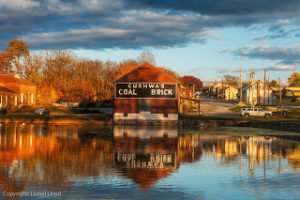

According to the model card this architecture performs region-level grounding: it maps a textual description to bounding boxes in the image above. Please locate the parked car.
[0,108,7,115]
[241,107,272,118]
[34,108,50,116]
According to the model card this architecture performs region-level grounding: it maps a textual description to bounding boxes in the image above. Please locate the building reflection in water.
[113,126,180,189]
[0,124,300,196]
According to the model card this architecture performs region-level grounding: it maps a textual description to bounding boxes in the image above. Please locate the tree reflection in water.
[0,124,300,197]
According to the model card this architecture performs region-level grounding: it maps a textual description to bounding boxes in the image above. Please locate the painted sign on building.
[115,83,177,99]
[114,152,176,168]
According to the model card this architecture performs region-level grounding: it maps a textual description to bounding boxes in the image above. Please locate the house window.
[15,96,18,106]
[31,94,34,104]
[20,93,24,103]
[140,99,151,112]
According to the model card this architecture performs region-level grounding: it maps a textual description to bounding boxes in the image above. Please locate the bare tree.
[137,51,156,65]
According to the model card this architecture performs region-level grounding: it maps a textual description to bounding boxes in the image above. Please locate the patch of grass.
[179,113,300,122]
[179,114,238,121]
[245,117,300,122]
[271,108,300,119]
[286,108,300,114]
[230,107,244,112]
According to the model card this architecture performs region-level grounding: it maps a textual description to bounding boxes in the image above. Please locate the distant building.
[114,63,179,121]
[240,80,273,105]
[224,86,238,101]
[210,83,238,101]
[212,83,222,98]
[271,87,300,106]
[0,74,36,111]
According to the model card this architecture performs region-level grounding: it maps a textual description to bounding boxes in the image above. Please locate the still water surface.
[0,124,300,200]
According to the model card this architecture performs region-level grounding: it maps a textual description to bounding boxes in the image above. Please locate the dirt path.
[192,96,240,118]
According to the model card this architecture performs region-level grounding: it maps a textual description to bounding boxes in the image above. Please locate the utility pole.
[192,83,195,107]
[263,69,266,107]
[250,72,255,110]
[240,68,243,104]
[208,80,211,96]
[198,99,201,116]
[221,77,224,101]
[278,77,282,110]
[268,76,270,105]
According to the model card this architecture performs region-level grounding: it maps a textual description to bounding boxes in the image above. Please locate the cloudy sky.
[0,0,300,83]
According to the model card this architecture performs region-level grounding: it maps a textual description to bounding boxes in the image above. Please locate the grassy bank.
[0,112,299,124]
[179,114,238,121]
[179,113,300,122]
[0,113,113,122]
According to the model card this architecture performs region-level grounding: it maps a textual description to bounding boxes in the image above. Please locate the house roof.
[115,62,179,84]
[225,86,239,90]
[271,87,300,91]
[0,86,18,93]
[0,74,35,86]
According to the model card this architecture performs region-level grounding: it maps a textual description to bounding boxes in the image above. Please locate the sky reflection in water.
[0,124,299,200]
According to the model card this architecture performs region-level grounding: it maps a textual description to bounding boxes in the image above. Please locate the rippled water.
[0,124,300,200]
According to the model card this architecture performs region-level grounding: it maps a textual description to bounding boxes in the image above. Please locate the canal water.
[0,124,300,200]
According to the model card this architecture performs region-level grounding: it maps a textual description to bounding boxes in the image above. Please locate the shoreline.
[0,114,299,132]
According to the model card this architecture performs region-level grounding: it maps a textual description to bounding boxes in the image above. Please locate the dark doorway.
[140,99,151,112]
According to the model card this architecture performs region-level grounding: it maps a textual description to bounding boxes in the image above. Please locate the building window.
[15,96,18,106]
[31,94,34,104]
[20,93,24,103]
[163,113,168,118]
[4,96,8,106]
[140,99,151,112]
[123,113,128,117]
[292,98,296,103]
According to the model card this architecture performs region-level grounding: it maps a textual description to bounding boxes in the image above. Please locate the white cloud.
[0,0,39,9]
[78,0,123,11]
[277,19,291,25]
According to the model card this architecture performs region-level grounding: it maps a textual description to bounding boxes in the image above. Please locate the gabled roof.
[0,86,18,93]
[225,86,239,90]
[115,62,179,84]
[0,74,35,86]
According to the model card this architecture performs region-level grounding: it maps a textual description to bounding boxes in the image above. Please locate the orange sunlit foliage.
[0,124,115,193]
[180,75,203,91]
[116,63,139,80]
[157,67,179,81]
[0,52,13,73]
[6,39,29,76]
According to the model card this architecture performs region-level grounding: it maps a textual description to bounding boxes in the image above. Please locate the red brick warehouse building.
[114,63,180,121]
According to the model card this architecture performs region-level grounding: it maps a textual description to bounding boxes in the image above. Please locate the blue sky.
[0,0,299,83]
